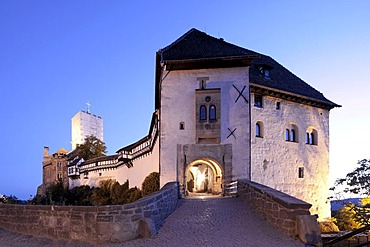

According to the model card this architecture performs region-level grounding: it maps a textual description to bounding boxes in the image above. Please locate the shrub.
[141,172,160,197]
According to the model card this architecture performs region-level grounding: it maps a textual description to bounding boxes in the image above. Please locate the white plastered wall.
[251,94,331,220]
[69,140,159,189]
[159,67,251,187]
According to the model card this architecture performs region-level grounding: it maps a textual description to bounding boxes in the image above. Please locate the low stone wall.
[237,179,312,237]
[0,182,178,244]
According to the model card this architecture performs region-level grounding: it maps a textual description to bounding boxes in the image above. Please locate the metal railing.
[324,225,370,247]
[224,181,238,197]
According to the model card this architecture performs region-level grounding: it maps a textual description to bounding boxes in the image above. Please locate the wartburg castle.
[40,28,340,221]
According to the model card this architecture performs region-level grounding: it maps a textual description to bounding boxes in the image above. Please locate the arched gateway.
[176,144,233,197]
[185,158,223,196]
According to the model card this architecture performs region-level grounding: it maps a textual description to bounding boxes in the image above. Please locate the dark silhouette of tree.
[330,159,370,228]
[78,135,107,160]
[0,194,21,204]
[141,172,159,197]
[91,179,142,205]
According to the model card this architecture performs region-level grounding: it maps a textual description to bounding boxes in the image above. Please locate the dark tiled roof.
[159,28,339,108]
[161,28,258,60]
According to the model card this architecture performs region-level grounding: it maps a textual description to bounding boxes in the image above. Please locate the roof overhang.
[163,55,258,71]
[250,83,341,110]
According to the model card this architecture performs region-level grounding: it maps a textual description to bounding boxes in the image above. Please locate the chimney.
[43,146,49,157]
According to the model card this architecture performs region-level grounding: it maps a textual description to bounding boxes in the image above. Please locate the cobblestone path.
[118,196,305,247]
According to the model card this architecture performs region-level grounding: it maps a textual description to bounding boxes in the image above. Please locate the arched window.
[256,123,261,137]
[256,121,263,138]
[285,129,290,141]
[310,132,315,145]
[209,105,216,121]
[290,129,296,142]
[286,123,298,142]
[305,133,310,144]
[200,105,207,121]
[305,128,318,145]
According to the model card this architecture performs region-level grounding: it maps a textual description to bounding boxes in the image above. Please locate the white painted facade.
[69,140,159,189]
[250,94,331,219]
[65,29,338,221]
[159,67,251,187]
[71,111,103,150]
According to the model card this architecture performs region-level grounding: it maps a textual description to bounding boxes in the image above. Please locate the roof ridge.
[160,28,199,53]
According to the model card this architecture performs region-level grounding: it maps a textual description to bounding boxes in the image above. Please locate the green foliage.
[335,203,363,231]
[334,159,370,196]
[67,185,94,206]
[78,135,107,160]
[126,187,142,203]
[141,172,160,197]
[0,194,21,204]
[331,159,370,229]
[45,180,68,205]
[320,220,340,233]
[91,179,142,205]
[29,179,142,206]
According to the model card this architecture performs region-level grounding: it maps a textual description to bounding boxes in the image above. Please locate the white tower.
[71,104,103,150]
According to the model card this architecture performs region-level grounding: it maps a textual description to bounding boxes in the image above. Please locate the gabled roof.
[55,148,67,154]
[161,28,258,61]
[156,28,340,109]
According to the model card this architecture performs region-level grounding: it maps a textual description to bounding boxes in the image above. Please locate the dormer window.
[263,69,270,78]
[257,65,272,79]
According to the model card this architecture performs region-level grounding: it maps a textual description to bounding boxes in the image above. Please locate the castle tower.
[71,107,103,150]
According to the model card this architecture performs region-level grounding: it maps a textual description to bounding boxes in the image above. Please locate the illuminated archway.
[185,158,223,196]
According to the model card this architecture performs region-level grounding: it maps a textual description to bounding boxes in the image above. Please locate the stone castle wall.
[237,179,312,237]
[0,182,178,244]
[251,93,331,219]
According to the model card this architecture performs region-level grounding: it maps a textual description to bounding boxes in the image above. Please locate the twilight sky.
[1,1,369,199]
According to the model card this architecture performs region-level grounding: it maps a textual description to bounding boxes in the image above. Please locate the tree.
[330,159,370,229]
[0,194,21,204]
[335,203,363,230]
[141,172,160,197]
[91,179,142,205]
[78,135,107,160]
[45,180,69,205]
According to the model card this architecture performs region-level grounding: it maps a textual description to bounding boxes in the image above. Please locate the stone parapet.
[237,179,312,237]
[0,182,178,244]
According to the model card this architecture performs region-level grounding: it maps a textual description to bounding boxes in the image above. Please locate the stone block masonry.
[0,182,178,244]
[237,179,321,245]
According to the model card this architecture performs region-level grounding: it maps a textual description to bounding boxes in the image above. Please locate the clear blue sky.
[1,1,369,199]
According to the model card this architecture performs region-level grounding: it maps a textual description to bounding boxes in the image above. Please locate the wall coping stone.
[0,181,179,244]
[239,179,311,209]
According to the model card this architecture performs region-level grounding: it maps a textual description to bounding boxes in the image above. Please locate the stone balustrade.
[0,182,178,244]
[237,179,312,237]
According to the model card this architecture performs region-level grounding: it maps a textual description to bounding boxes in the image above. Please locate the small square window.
[254,95,263,108]
[179,122,185,130]
[298,167,304,178]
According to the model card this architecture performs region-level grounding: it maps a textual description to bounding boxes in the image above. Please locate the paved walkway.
[0,197,306,247]
[119,196,305,247]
